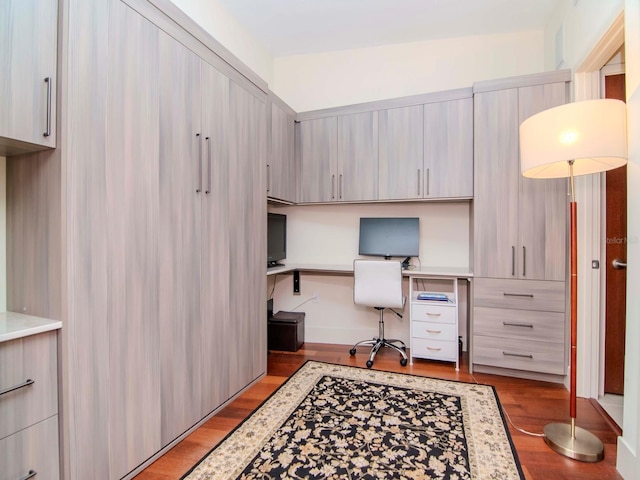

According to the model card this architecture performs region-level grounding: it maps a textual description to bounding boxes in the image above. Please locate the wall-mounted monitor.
[267,213,286,267]
[358,217,419,261]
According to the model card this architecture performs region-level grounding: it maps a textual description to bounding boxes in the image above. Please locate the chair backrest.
[353,259,404,309]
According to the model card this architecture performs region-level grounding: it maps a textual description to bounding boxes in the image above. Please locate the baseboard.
[616,435,636,479]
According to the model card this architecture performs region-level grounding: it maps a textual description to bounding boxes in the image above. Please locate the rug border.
[181,360,525,479]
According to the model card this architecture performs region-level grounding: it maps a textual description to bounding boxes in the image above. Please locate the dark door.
[604,72,627,395]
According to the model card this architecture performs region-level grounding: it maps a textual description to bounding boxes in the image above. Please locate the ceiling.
[216,0,561,57]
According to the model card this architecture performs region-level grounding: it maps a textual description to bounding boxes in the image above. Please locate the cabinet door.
[378,105,423,200]
[473,89,520,278]
[0,0,57,153]
[228,80,267,395]
[268,101,296,202]
[424,98,473,198]
[158,32,203,445]
[337,111,378,201]
[297,117,338,203]
[105,3,161,477]
[200,61,231,415]
[517,83,568,281]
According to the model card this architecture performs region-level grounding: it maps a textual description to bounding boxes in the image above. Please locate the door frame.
[573,12,624,401]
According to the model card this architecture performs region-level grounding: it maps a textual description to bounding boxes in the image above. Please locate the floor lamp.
[519,98,628,462]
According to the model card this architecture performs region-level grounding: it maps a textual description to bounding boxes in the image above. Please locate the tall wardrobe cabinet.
[6,0,267,478]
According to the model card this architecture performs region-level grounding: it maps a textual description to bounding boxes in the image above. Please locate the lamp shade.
[520,98,627,178]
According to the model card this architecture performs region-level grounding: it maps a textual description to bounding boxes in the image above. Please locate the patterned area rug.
[183,361,524,480]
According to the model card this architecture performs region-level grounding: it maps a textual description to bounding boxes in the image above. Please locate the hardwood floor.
[135,343,623,479]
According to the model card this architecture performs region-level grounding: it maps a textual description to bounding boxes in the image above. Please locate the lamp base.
[543,423,604,462]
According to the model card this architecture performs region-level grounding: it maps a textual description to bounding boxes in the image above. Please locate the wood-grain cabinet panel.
[474,307,565,343]
[297,117,338,203]
[337,111,378,201]
[473,278,565,312]
[473,336,565,375]
[268,99,296,202]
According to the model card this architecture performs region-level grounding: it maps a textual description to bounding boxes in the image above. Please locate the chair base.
[350,337,408,368]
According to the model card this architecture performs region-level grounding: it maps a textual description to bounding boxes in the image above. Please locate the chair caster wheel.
[349,348,356,356]
[400,358,408,367]
[366,360,374,368]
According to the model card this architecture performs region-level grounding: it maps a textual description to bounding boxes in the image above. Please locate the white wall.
[0,156,5,311]
[273,31,545,112]
[268,202,471,347]
[169,0,274,85]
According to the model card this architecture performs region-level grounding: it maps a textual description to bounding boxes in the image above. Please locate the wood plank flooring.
[135,343,623,479]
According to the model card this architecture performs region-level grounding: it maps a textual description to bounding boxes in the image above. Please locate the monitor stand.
[401,257,411,269]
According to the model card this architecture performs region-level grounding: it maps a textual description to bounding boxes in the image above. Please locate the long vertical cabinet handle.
[331,174,335,199]
[205,136,211,194]
[417,169,421,196]
[196,133,202,193]
[43,77,52,137]
[266,164,270,193]
[426,168,430,196]
[339,174,343,199]
[522,246,526,276]
[20,471,37,480]
[511,246,515,276]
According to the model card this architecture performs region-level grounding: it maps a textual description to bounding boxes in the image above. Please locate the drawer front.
[473,307,564,344]
[411,303,456,324]
[0,332,58,439]
[411,338,457,361]
[412,321,457,341]
[0,415,60,480]
[472,335,565,375]
[474,278,565,312]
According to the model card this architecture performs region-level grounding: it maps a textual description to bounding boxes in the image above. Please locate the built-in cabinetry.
[0,327,60,480]
[297,88,473,204]
[0,0,57,155]
[5,0,266,478]
[409,276,459,369]
[268,94,297,203]
[471,71,570,380]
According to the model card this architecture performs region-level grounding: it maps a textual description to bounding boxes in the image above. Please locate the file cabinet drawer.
[474,278,565,312]
[411,303,456,324]
[472,336,565,375]
[0,415,60,479]
[411,338,457,361]
[412,321,457,342]
[0,331,58,439]
[473,307,565,344]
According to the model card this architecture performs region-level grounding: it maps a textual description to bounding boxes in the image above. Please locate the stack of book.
[417,292,449,302]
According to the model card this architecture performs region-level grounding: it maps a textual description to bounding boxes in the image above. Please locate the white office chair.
[349,259,408,368]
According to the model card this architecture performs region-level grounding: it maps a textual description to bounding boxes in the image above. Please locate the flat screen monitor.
[267,213,286,267]
[358,217,419,259]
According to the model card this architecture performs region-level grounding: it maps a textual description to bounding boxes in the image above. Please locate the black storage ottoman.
[268,311,305,352]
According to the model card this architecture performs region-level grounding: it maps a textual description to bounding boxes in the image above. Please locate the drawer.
[472,335,565,375]
[473,307,564,344]
[0,415,60,480]
[412,321,457,342]
[0,332,58,439]
[474,278,565,312]
[411,303,456,324]
[411,338,457,361]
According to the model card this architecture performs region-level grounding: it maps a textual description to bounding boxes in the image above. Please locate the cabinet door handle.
[20,470,37,480]
[205,136,211,194]
[511,246,515,276]
[426,168,430,196]
[0,378,34,396]
[503,322,534,328]
[503,351,533,359]
[503,292,534,298]
[266,164,270,193]
[426,312,441,317]
[331,174,335,199]
[196,133,202,193]
[44,77,52,137]
[339,174,343,199]
[522,246,526,276]
[427,347,442,352]
[417,169,421,196]
[426,329,442,334]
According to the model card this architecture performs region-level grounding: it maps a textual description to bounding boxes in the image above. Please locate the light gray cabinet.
[337,111,378,201]
[0,0,57,155]
[297,117,338,203]
[267,96,296,202]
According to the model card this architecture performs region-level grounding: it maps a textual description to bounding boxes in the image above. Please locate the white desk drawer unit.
[0,329,60,480]
[408,276,460,369]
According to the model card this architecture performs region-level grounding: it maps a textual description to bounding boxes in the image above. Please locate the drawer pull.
[0,378,34,397]
[503,322,534,328]
[426,329,442,334]
[503,351,533,359]
[503,292,534,298]
[427,347,442,352]
[20,471,37,480]
[426,312,442,317]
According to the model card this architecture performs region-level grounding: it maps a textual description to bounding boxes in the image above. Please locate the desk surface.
[267,263,473,278]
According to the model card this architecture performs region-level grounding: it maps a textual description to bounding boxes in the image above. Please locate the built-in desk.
[267,263,473,279]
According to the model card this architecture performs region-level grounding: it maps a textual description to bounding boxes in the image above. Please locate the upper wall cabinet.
[297,117,338,203]
[337,111,378,201]
[267,95,296,203]
[0,0,57,155]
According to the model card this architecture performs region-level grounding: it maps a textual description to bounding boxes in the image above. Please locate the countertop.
[0,311,62,343]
